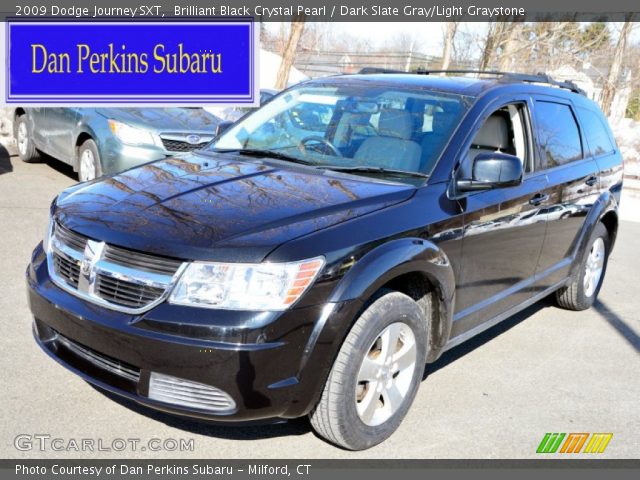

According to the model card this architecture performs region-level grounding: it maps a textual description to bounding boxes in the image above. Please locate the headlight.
[43,218,54,254]
[169,257,325,311]
[108,119,157,146]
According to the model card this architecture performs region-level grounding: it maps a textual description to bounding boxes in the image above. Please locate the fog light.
[148,372,236,414]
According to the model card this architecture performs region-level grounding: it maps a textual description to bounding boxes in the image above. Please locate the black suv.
[27,72,623,450]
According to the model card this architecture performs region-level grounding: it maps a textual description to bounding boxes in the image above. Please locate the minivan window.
[577,107,615,157]
[534,101,583,168]
[209,84,468,180]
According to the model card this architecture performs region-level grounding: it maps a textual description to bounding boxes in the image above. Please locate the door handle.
[529,193,549,206]
[585,175,598,187]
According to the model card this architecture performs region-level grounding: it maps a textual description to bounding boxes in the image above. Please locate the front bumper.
[100,138,169,175]
[27,243,361,422]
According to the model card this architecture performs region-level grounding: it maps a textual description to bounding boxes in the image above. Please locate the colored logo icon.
[537,433,613,454]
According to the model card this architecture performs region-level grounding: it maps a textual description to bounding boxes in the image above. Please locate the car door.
[27,108,49,151]
[450,99,548,338]
[529,98,601,290]
[44,108,79,164]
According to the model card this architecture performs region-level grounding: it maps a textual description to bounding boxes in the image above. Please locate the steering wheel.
[299,136,343,157]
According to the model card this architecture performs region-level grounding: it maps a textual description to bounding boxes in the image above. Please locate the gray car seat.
[459,114,511,178]
[354,110,422,171]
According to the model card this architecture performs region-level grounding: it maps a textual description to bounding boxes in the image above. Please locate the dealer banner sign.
[2,21,258,105]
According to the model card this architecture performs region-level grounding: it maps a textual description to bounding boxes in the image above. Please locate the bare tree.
[498,22,525,71]
[440,22,459,72]
[479,21,507,71]
[601,15,635,117]
[275,15,306,90]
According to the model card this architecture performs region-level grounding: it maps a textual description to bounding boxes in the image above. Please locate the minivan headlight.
[108,119,157,146]
[43,218,54,254]
[168,257,325,311]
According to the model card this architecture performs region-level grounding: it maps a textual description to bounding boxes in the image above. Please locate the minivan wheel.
[309,290,428,450]
[15,116,39,162]
[78,139,102,182]
[556,222,610,311]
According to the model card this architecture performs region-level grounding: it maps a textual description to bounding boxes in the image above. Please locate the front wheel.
[77,139,102,182]
[556,222,610,311]
[15,115,39,162]
[309,290,428,450]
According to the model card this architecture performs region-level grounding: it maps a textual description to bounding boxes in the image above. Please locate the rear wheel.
[556,222,609,311]
[15,115,39,162]
[78,139,102,182]
[309,290,428,450]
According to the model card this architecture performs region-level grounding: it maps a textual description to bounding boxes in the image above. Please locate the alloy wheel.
[79,149,96,182]
[17,121,28,156]
[355,322,417,426]
[583,237,605,297]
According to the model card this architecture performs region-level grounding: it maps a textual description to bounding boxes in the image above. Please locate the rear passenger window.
[577,107,615,157]
[534,101,583,168]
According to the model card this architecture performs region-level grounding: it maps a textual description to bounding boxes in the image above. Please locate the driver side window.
[458,103,532,179]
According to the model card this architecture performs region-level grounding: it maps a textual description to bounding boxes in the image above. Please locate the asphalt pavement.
[1,145,638,459]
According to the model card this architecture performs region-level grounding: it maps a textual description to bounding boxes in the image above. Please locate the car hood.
[96,107,219,132]
[54,154,416,262]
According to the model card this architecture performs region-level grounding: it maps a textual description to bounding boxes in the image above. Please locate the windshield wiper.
[212,148,315,166]
[318,165,429,179]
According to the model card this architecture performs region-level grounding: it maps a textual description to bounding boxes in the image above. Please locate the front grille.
[96,275,166,309]
[53,254,80,288]
[148,372,236,413]
[57,333,140,382]
[55,222,87,251]
[48,222,184,313]
[161,138,209,152]
[103,244,182,276]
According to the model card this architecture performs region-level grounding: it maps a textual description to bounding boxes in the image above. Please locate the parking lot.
[1,144,639,459]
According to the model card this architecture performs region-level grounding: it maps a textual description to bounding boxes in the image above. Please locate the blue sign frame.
[6,21,257,105]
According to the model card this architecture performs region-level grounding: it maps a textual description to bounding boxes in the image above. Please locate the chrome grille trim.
[53,254,81,288]
[57,333,140,382]
[47,221,186,314]
[54,222,87,252]
[159,132,213,153]
[148,372,236,413]
[103,245,183,276]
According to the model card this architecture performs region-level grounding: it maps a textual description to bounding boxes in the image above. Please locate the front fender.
[328,238,456,358]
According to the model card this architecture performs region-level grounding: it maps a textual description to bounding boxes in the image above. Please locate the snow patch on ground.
[611,118,640,177]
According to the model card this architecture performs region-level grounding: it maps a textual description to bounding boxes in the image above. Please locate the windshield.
[209,82,468,181]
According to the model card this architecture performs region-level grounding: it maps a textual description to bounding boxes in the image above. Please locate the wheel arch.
[328,238,456,362]
[73,131,97,171]
[568,191,619,279]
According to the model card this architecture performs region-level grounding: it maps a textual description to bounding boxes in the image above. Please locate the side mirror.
[215,120,234,137]
[457,153,524,192]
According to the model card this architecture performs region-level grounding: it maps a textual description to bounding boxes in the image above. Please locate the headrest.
[378,109,413,140]
[473,114,509,149]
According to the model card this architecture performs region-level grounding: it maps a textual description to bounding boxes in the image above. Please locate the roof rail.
[356,67,586,96]
[357,67,405,75]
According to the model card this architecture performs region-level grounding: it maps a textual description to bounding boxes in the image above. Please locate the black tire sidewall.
[337,292,428,450]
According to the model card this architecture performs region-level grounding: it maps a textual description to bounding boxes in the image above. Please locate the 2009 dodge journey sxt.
[27,71,622,450]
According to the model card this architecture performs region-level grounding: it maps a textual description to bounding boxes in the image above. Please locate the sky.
[265,21,639,60]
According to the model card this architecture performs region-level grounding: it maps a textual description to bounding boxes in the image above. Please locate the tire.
[15,115,39,163]
[556,222,610,311]
[309,290,428,450]
[77,139,102,182]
